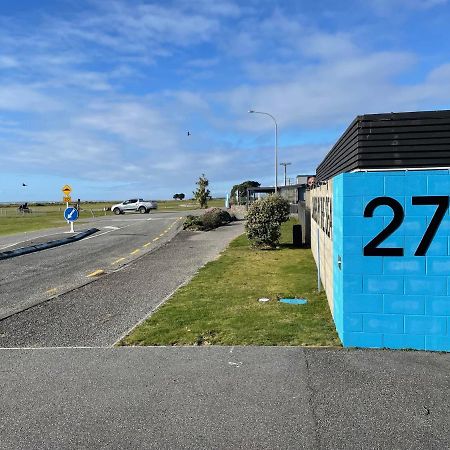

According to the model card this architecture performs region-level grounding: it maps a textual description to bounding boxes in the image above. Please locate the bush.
[183,208,233,231]
[202,209,224,230]
[216,208,233,224]
[183,215,203,230]
[246,195,290,248]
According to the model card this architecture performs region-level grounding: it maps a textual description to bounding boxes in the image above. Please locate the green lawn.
[156,198,224,211]
[0,198,225,236]
[120,219,341,347]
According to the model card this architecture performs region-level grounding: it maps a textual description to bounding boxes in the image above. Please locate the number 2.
[363,196,449,257]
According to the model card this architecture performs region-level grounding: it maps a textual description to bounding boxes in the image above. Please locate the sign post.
[63,206,78,233]
[61,185,74,232]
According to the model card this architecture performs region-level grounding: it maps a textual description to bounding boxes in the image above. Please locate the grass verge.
[120,219,341,347]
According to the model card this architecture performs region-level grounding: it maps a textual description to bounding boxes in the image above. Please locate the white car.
[111,198,158,215]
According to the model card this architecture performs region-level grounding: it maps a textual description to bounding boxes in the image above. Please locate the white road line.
[0,242,20,250]
[0,230,68,250]
[83,223,135,240]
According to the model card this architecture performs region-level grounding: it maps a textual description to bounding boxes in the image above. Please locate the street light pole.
[248,110,278,193]
[280,162,291,186]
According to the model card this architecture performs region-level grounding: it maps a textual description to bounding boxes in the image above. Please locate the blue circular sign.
[64,207,79,222]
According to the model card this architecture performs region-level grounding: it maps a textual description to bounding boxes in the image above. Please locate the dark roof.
[247,186,275,193]
[316,109,450,181]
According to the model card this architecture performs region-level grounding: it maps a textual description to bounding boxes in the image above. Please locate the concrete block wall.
[310,180,334,315]
[333,170,450,351]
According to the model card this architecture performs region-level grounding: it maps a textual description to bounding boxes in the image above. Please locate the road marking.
[87,269,104,277]
[112,257,125,265]
[83,223,136,240]
[103,226,119,230]
[0,229,74,250]
[153,237,159,241]
[46,288,58,295]
[0,242,19,250]
[130,249,140,255]
[159,233,164,237]
[143,242,152,247]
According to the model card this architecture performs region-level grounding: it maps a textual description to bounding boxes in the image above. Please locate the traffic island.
[0,228,99,260]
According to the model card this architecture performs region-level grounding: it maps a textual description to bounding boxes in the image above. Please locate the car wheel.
[139,206,147,214]
[113,208,121,215]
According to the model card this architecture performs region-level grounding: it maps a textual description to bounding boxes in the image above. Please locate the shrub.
[183,215,203,230]
[217,209,232,224]
[184,208,232,231]
[202,209,223,230]
[246,194,290,248]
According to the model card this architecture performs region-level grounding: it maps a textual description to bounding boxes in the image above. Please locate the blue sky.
[1,0,450,202]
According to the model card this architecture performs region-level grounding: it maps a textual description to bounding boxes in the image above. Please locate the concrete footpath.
[0,347,448,449]
[1,221,449,449]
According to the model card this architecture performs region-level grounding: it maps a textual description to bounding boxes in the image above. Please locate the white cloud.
[75,101,180,151]
[221,49,426,130]
[0,85,62,112]
[0,55,19,68]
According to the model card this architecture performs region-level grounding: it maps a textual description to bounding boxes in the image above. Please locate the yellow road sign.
[63,196,72,203]
[62,184,72,195]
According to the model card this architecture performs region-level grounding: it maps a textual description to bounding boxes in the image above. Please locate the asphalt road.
[0,347,448,450]
[0,221,245,347]
[0,212,185,319]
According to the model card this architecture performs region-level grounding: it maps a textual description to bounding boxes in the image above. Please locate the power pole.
[280,162,291,186]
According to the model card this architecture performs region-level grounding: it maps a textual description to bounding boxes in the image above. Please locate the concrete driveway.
[1,347,448,449]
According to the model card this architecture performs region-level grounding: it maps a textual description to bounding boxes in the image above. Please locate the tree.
[193,174,211,208]
[230,180,260,204]
[179,193,185,200]
[173,194,178,200]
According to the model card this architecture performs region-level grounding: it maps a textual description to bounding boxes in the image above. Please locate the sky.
[1,0,450,202]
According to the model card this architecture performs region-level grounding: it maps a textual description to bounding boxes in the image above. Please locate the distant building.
[296,174,315,186]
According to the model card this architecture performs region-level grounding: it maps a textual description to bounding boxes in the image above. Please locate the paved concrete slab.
[0,347,448,449]
[304,348,450,450]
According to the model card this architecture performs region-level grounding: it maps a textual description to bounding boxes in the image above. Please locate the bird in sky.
[22,183,27,186]
[187,131,191,136]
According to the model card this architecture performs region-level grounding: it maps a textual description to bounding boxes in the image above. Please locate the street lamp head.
[248,108,278,192]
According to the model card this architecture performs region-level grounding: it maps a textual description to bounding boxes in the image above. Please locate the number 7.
[412,196,449,256]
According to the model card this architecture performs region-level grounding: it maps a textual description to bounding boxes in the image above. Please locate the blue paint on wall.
[331,170,450,352]
[332,174,344,340]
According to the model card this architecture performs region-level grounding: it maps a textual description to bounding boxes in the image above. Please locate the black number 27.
[363,196,449,257]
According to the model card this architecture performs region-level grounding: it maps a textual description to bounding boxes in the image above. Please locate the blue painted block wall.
[332,170,450,352]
